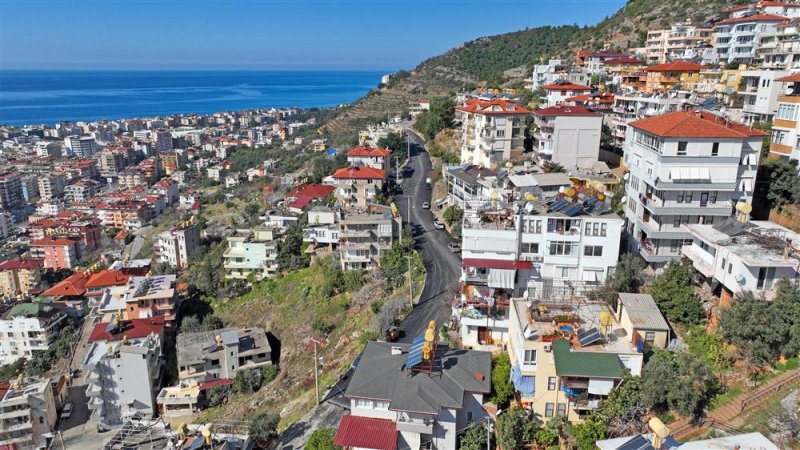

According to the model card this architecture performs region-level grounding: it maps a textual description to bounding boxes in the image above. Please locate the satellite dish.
[620,196,627,204]
[559,186,566,193]
[525,202,534,213]
[623,172,630,180]
[736,201,752,214]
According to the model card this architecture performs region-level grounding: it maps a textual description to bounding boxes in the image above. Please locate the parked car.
[422,202,430,209]
[434,220,445,229]
[61,403,73,420]
[448,243,461,253]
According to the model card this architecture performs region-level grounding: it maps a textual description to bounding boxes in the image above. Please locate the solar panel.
[578,328,602,347]
[405,335,426,369]
[617,435,655,450]
[563,204,583,217]
[549,199,569,211]
[591,202,609,216]
[583,197,598,207]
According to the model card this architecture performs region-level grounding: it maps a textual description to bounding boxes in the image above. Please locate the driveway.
[393,130,461,343]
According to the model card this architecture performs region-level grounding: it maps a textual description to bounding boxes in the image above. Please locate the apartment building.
[346,146,391,177]
[153,129,173,152]
[456,98,530,169]
[0,260,43,299]
[603,58,647,91]
[0,302,67,366]
[713,14,789,65]
[442,165,498,207]
[769,73,800,160]
[530,59,590,91]
[0,377,58,450]
[737,69,790,124]
[34,141,63,158]
[339,204,398,271]
[610,93,693,147]
[155,222,201,270]
[757,18,800,70]
[725,1,800,19]
[97,148,130,176]
[334,340,491,450]
[64,135,98,158]
[29,237,80,270]
[175,328,272,383]
[36,174,67,201]
[302,206,340,249]
[0,169,24,211]
[541,82,593,107]
[63,180,99,203]
[644,61,707,93]
[642,23,713,63]
[121,275,179,324]
[682,219,800,302]
[222,228,280,280]
[0,212,14,239]
[507,297,648,422]
[329,166,386,208]
[531,106,603,170]
[118,169,149,189]
[622,110,766,268]
[98,201,152,230]
[83,316,166,425]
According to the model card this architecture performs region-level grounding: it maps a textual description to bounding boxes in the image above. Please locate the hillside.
[321,0,749,136]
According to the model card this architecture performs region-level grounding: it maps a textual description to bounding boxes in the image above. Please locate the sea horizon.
[0,69,388,127]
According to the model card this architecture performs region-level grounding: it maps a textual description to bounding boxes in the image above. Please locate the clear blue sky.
[1,0,626,70]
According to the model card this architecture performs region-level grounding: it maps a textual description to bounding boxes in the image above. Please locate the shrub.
[262,365,279,384]
[248,412,280,445]
[233,368,263,394]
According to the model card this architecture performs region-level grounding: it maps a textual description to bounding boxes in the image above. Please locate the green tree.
[206,385,231,407]
[650,261,705,326]
[762,158,800,208]
[306,428,342,450]
[233,368,263,394]
[450,222,462,241]
[262,365,279,384]
[542,161,566,173]
[343,270,366,292]
[443,206,464,227]
[459,422,494,450]
[490,353,515,407]
[640,349,716,417]
[414,98,455,140]
[752,121,772,158]
[611,254,645,293]
[378,239,415,287]
[567,414,606,450]
[685,325,733,372]
[277,223,310,272]
[599,373,647,437]
[377,132,408,167]
[496,406,541,449]
[248,412,280,445]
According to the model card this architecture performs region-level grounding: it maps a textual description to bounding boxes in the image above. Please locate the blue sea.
[0,70,385,126]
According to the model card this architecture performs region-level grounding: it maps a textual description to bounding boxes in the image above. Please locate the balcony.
[681,245,715,277]
[396,416,434,434]
[2,420,32,433]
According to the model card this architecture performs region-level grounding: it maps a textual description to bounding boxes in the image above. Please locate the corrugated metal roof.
[618,293,670,331]
[462,258,532,270]
[333,415,397,450]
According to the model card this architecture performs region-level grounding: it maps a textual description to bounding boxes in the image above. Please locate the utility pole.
[311,337,323,405]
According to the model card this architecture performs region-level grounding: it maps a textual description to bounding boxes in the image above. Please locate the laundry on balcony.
[510,365,535,396]
[487,268,516,289]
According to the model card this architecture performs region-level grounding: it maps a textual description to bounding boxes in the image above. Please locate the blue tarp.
[327,148,337,155]
[510,365,535,396]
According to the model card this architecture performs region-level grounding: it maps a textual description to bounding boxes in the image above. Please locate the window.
[523,349,537,365]
[467,411,473,422]
[757,267,776,290]
[496,129,506,138]
[710,191,717,203]
[677,191,684,203]
[584,245,603,257]
[776,103,798,121]
[711,142,719,156]
[557,403,567,416]
[548,377,557,391]
[558,267,573,278]
[601,223,607,237]
[721,257,726,269]
[355,398,372,408]
[375,401,390,410]
[545,403,555,418]
[549,241,577,256]
[700,192,709,207]
[728,263,733,274]
[677,141,688,155]
[522,243,539,254]
[645,331,656,346]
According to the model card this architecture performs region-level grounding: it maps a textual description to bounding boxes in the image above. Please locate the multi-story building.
[0,211,15,239]
[737,69,790,124]
[175,328,272,383]
[682,219,800,302]
[83,316,166,425]
[642,23,713,63]
[507,296,652,422]
[36,174,67,201]
[756,18,800,70]
[0,302,67,366]
[302,207,340,249]
[530,59,590,91]
[456,98,530,169]
[610,93,693,147]
[0,260,43,299]
[63,180,99,203]
[0,377,58,450]
[333,340,491,450]
[531,106,603,170]
[118,275,179,324]
[329,166,386,208]
[29,237,80,269]
[97,148,130,177]
[725,1,800,19]
[153,129,173,153]
[442,165,498,207]
[118,169,149,189]
[603,58,647,91]
[623,110,767,268]
[339,204,399,271]
[713,14,789,65]
[769,73,800,161]
[222,228,280,280]
[64,135,99,158]
[98,201,152,230]
[34,141,63,158]
[0,169,24,211]
[643,61,706,93]
[155,222,201,270]
[346,146,392,178]
[541,82,593,107]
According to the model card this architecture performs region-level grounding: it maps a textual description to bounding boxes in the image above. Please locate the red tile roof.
[288,196,313,210]
[199,378,233,390]
[726,1,800,12]
[333,415,397,450]
[85,269,131,289]
[455,98,531,115]
[777,73,800,82]
[603,57,643,65]
[541,83,593,91]
[42,272,89,297]
[347,146,392,157]
[645,61,707,72]
[534,105,602,117]
[630,110,769,138]
[88,317,167,343]
[462,258,533,270]
[287,183,335,199]
[716,13,789,25]
[30,236,79,247]
[0,259,43,271]
[332,166,386,180]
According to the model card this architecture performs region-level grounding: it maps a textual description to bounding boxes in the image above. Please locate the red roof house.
[88,316,167,343]
[347,146,392,157]
[629,110,769,138]
[455,98,531,115]
[42,271,89,298]
[331,166,386,180]
[333,415,397,450]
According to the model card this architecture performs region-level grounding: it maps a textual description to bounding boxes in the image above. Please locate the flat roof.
[684,220,800,267]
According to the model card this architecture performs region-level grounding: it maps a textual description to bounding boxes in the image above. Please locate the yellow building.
[507,297,657,422]
[644,61,707,93]
[0,259,43,299]
[698,64,748,94]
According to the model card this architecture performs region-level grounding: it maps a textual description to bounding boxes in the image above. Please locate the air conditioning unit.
[543,343,552,353]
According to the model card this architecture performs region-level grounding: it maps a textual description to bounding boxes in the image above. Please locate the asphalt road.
[393,130,461,343]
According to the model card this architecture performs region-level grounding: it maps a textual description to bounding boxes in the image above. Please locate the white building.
[36,174,67,202]
[34,141,62,158]
[737,69,789,124]
[64,135,99,158]
[302,206,340,248]
[63,180,98,203]
[155,222,201,270]
[456,98,530,169]
[623,110,767,268]
[682,219,800,301]
[713,13,788,65]
[153,129,173,153]
[531,105,603,170]
[642,23,713,63]
[541,82,593,107]
[222,228,280,281]
[530,60,590,91]
[769,72,800,161]
[0,377,58,450]
[339,204,398,271]
[0,302,67,366]
[756,18,800,70]
[610,93,693,147]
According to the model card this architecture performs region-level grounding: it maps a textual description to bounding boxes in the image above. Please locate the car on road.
[434,220,445,229]
[61,403,73,420]
[404,165,412,173]
[422,202,430,209]
[448,243,461,253]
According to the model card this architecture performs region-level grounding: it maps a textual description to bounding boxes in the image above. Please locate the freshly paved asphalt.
[393,130,462,343]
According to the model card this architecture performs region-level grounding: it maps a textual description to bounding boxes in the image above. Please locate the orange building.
[29,237,81,270]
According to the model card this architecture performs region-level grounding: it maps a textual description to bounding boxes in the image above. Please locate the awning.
[463,258,533,270]
[334,415,397,450]
[511,365,535,396]
[488,268,516,289]
[669,167,710,182]
[588,378,615,396]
